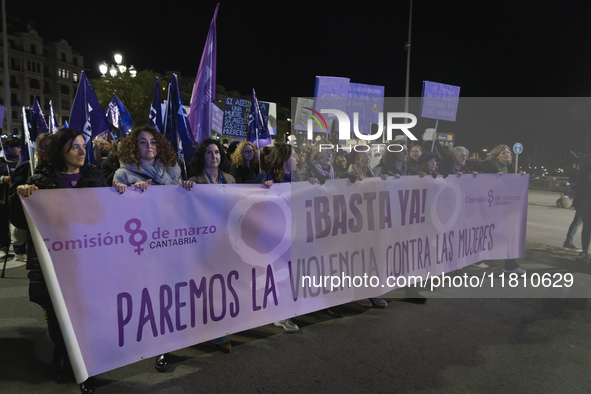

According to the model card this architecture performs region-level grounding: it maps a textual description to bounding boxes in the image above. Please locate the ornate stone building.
[1,27,83,135]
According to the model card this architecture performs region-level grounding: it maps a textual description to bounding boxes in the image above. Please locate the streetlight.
[99,62,108,76]
[99,53,136,78]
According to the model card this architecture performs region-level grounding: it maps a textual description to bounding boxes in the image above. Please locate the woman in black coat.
[16,129,105,393]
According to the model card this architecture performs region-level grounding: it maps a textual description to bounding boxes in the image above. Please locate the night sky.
[8,0,591,163]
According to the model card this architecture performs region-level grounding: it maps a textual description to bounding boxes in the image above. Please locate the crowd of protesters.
[2,127,532,393]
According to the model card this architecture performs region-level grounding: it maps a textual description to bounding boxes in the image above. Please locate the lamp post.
[98,53,136,78]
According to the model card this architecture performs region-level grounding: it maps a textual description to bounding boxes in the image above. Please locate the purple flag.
[163,76,193,178]
[32,96,49,137]
[148,77,164,133]
[69,71,112,164]
[106,94,134,138]
[247,89,272,148]
[188,3,218,143]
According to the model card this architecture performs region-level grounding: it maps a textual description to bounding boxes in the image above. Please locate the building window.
[73,57,78,66]
[61,53,67,62]
[30,79,41,89]
[73,73,78,82]
[61,101,70,110]
[60,85,69,94]
[30,44,37,55]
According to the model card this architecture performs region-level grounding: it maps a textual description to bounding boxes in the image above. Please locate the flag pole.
[22,107,35,175]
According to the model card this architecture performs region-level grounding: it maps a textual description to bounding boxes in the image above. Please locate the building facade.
[1,28,83,135]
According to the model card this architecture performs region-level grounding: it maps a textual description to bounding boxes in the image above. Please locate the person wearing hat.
[417,151,438,177]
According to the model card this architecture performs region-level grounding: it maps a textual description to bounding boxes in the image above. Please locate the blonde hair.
[231,141,258,168]
[486,144,512,166]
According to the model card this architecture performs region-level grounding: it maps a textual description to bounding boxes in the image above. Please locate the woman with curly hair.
[230,141,260,183]
[112,125,181,192]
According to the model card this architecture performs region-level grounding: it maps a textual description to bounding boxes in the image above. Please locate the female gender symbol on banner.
[430,181,462,233]
[227,191,291,269]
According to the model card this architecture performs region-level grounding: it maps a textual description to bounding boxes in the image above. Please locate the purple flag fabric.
[169,74,193,147]
[149,77,164,133]
[32,96,49,137]
[247,89,272,149]
[49,100,59,134]
[188,3,218,143]
[106,94,134,138]
[163,77,193,178]
[69,71,112,163]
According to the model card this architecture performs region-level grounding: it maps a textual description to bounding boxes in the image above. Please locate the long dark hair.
[263,143,292,182]
[187,139,229,178]
[47,128,85,172]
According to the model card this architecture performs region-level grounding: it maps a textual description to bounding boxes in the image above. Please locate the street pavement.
[1,189,590,393]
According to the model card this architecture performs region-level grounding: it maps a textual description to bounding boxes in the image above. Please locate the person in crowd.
[258,143,301,332]
[417,151,438,177]
[262,142,298,185]
[260,146,273,170]
[112,126,192,373]
[345,150,390,308]
[563,161,581,250]
[574,153,591,260]
[437,146,488,269]
[407,144,423,175]
[298,141,365,315]
[266,143,344,317]
[186,138,235,185]
[230,141,260,183]
[227,140,240,159]
[438,146,478,177]
[377,145,407,177]
[0,136,21,258]
[297,146,311,174]
[348,151,376,181]
[299,141,335,184]
[16,128,105,393]
[183,138,234,349]
[9,134,52,262]
[100,139,121,186]
[333,150,349,179]
[480,144,526,273]
[112,125,181,191]
[93,135,111,168]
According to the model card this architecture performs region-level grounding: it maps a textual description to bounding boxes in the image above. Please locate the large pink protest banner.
[21,175,527,382]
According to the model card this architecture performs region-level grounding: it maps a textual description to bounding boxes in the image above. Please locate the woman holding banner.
[113,126,192,373]
[299,140,335,185]
[182,139,235,352]
[230,141,260,183]
[17,128,105,393]
[376,145,407,177]
[186,138,235,185]
[407,144,423,175]
[112,125,182,192]
[480,144,526,274]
